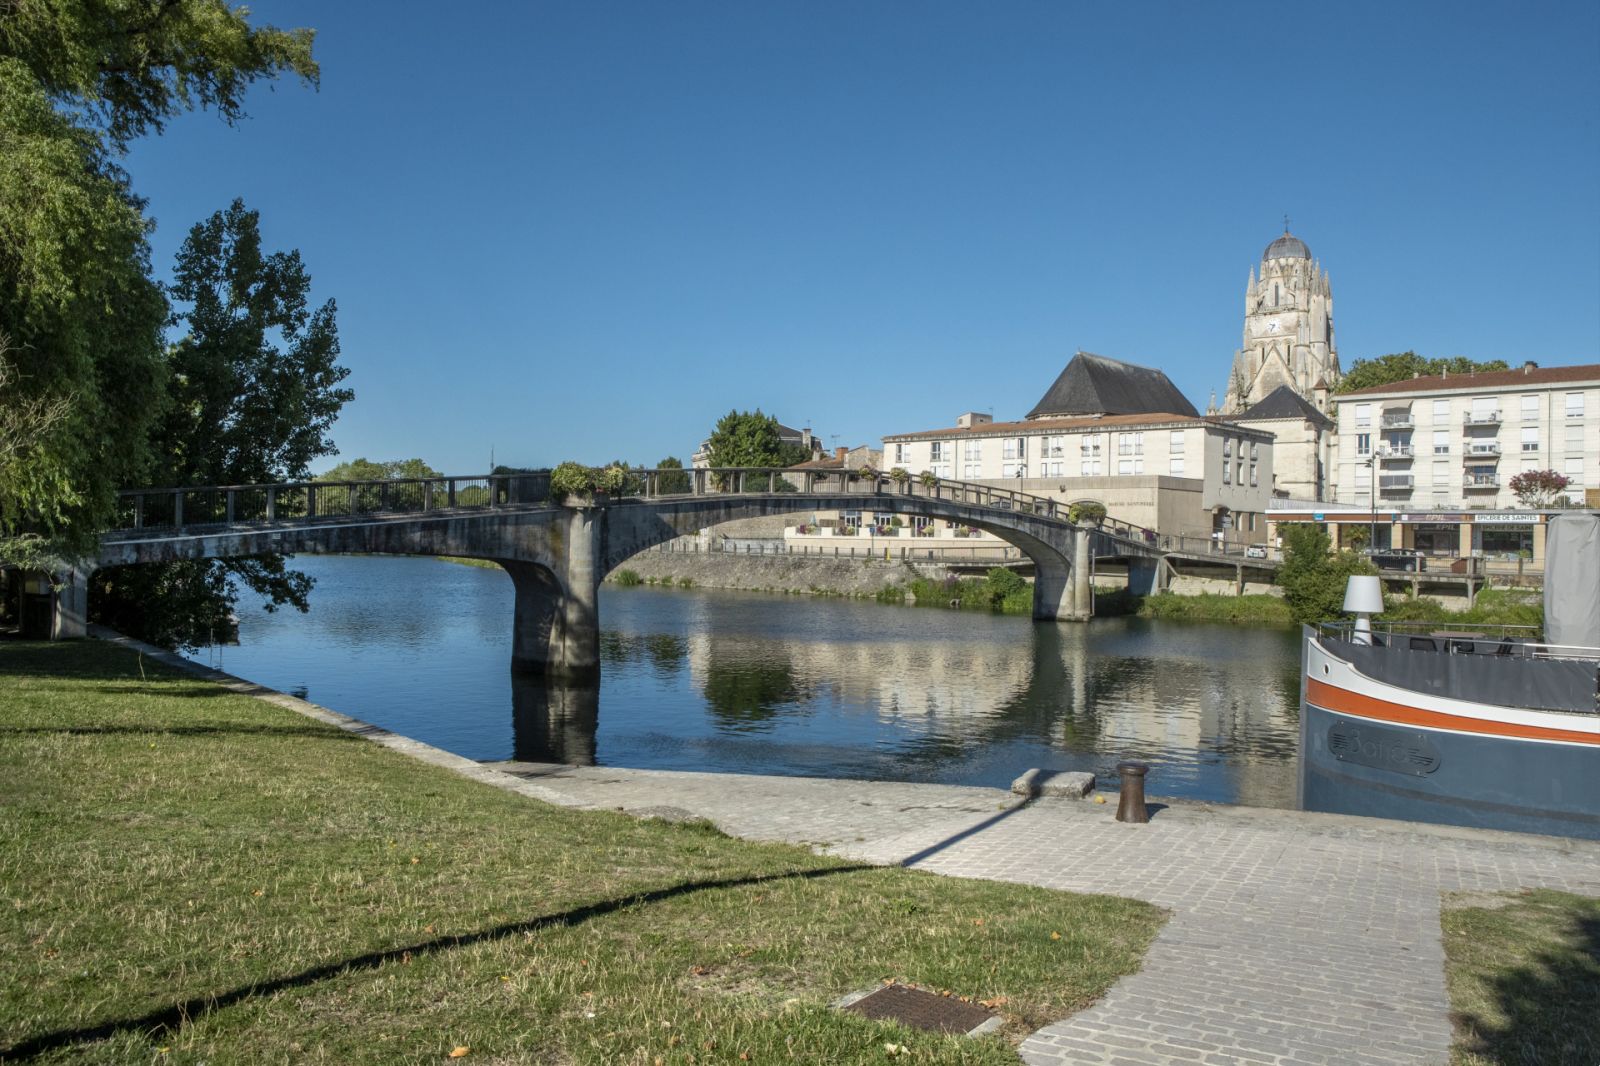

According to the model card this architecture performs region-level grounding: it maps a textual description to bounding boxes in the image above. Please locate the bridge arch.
[90,473,1104,676]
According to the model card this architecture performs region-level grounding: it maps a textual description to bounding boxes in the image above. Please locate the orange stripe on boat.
[1306,677,1600,746]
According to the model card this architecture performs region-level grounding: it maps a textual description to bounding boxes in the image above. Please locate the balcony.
[1377,445,1414,461]
[1464,476,1500,491]
[1463,411,1502,426]
[1378,475,1414,493]
[1463,442,1502,458]
[1380,409,1414,429]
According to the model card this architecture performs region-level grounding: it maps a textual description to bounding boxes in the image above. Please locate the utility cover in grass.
[839,985,1001,1035]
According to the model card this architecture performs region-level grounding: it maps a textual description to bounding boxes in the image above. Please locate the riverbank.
[0,639,1161,1064]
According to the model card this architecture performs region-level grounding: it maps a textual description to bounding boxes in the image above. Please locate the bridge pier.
[1127,557,1164,597]
[505,506,603,677]
[1030,527,1093,622]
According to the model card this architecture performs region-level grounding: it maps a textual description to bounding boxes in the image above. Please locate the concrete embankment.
[608,547,956,598]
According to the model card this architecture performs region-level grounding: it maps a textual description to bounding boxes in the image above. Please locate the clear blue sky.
[124,0,1600,474]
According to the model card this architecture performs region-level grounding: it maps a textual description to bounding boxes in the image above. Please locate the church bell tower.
[1222,228,1340,414]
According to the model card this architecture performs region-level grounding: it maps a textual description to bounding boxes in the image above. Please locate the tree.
[1335,352,1511,394]
[1509,469,1571,508]
[91,201,350,648]
[0,3,318,566]
[655,456,691,495]
[318,458,441,482]
[1276,523,1378,624]
[701,410,810,473]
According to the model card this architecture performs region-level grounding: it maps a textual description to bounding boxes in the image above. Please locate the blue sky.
[124,1,1600,474]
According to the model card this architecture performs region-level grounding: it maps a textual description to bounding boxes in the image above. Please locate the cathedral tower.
[1222,230,1339,414]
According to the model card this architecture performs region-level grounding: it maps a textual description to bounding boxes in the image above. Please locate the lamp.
[1343,574,1385,646]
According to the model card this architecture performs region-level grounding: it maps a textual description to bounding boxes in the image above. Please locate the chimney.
[835,446,847,461]
[1524,361,1538,374]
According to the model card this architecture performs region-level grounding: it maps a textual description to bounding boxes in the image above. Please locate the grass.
[1379,588,1544,631]
[0,641,1162,1064]
[436,556,502,570]
[1092,589,1295,626]
[1441,889,1600,1065]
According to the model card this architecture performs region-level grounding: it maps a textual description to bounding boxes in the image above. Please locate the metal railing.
[110,469,1150,540]
[1463,411,1502,425]
[1316,620,1600,666]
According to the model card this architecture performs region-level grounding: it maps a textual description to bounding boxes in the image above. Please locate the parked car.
[1244,544,1269,559]
[1372,549,1425,572]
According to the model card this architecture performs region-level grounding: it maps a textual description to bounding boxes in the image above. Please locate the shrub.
[919,470,939,488]
[1068,500,1106,525]
[1277,523,1377,624]
[550,461,595,499]
[614,569,643,587]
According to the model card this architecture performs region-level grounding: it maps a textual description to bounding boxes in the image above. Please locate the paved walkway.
[489,762,1600,1066]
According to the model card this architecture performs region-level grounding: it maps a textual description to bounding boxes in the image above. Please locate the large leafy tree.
[1335,352,1511,394]
[0,2,318,565]
[1276,523,1378,624]
[92,201,351,648]
[655,456,691,494]
[703,410,810,469]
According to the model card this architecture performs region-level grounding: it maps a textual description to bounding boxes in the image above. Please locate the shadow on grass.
[0,724,357,739]
[1452,905,1600,1065]
[2,863,874,1061]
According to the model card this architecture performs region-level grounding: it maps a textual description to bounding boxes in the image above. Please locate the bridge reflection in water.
[505,588,1301,809]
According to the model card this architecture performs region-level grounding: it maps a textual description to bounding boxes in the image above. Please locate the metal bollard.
[1115,761,1150,824]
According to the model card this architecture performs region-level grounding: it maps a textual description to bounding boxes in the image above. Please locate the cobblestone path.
[493,763,1600,1066]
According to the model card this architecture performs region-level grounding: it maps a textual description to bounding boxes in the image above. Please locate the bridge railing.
[114,474,543,534]
[111,468,1146,535]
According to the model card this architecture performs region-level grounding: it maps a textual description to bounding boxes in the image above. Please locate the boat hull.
[1300,633,1600,840]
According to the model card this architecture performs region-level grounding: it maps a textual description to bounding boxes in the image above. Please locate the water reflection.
[200,556,1305,807]
[511,673,598,765]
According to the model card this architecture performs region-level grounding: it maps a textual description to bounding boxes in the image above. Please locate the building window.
[1354,403,1372,428]
[1222,462,1231,484]
[893,443,905,464]
[1432,399,1450,423]
[1356,434,1371,456]
[1433,430,1449,455]
[964,440,981,461]
[1080,434,1102,457]
[1118,459,1133,475]
[1001,462,1016,477]
[929,442,946,463]
[1565,458,1584,485]
[1567,392,1585,418]
[1521,394,1539,420]
[1044,435,1066,458]
[1003,437,1027,460]
[1223,438,1232,457]
[1170,457,1185,476]
[1117,432,1143,456]
[1237,461,1244,485]
[1250,441,1259,460]
[1249,464,1258,486]
[963,462,981,479]
[1522,427,1539,452]
[1080,459,1102,476]
[1169,430,1185,454]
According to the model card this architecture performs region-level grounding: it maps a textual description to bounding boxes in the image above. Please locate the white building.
[882,410,1274,542]
[1329,363,1600,557]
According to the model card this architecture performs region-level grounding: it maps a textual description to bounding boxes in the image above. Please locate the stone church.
[1220,230,1341,501]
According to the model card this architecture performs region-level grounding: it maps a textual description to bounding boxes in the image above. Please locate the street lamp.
[1365,453,1377,553]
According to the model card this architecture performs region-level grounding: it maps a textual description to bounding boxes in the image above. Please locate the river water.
[187,555,1305,808]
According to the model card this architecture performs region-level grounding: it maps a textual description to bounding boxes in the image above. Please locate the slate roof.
[1339,363,1600,398]
[1025,351,1199,420]
[1264,233,1311,260]
[1234,385,1333,427]
[883,411,1273,443]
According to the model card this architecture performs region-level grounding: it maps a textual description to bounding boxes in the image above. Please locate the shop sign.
[1471,513,1541,524]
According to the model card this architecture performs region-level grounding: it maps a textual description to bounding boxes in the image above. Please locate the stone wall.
[609,547,958,598]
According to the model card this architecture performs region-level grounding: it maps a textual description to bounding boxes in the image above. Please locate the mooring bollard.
[1115,761,1150,824]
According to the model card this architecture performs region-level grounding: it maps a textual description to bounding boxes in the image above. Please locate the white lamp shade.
[1343,574,1385,614]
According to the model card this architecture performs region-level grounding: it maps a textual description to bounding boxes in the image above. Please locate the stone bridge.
[68,469,1158,675]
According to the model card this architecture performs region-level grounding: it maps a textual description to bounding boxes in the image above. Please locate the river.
[185,554,1305,807]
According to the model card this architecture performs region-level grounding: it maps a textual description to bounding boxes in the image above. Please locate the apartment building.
[1331,363,1600,556]
[882,411,1274,539]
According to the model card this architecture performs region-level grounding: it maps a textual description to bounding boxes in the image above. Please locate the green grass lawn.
[0,641,1162,1064]
[1442,889,1600,1066]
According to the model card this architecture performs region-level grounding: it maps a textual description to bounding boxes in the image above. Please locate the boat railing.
[1314,620,1600,664]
